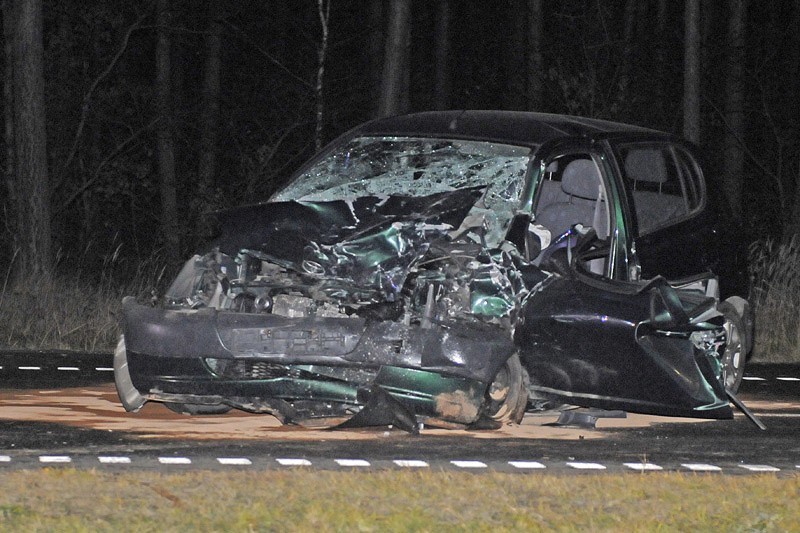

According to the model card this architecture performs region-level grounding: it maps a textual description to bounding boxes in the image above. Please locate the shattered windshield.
[273,137,531,244]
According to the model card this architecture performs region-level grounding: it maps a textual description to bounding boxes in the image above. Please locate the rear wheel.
[718,301,745,394]
[485,354,529,424]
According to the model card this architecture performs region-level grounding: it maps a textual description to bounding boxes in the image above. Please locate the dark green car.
[115,111,753,431]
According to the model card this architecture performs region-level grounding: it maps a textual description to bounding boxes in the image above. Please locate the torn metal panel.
[515,273,733,419]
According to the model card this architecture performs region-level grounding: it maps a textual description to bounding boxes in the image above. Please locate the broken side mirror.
[647,280,689,329]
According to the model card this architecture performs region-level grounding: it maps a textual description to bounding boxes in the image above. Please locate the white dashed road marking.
[276,458,312,466]
[567,462,607,470]
[39,456,72,463]
[335,459,371,467]
[57,367,80,371]
[217,458,252,466]
[682,463,722,472]
[0,453,793,474]
[18,366,41,371]
[98,456,131,464]
[158,457,192,465]
[742,376,766,381]
[450,460,487,469]
[509,461,546,469]
[393,460,429,468]
[624,463,663,471]
[95,367,114,372]
[738,464,780,472]
[777,377,800,382]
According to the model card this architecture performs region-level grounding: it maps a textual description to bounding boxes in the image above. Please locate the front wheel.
[485,354,529,424]
[113,336,147,412]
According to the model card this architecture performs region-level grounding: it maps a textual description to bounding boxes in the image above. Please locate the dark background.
[2,0,798,274]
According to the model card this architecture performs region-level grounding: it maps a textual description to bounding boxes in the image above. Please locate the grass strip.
[0,469,797,531]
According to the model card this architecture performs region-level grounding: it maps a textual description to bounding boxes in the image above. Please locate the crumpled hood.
[211,187,485,296]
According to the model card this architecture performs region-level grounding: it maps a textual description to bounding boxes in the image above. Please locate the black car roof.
[354,110,665,148]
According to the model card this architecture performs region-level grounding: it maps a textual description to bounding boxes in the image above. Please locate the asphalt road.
[0,351,798,474]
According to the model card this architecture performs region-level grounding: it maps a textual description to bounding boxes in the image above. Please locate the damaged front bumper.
[119,296,515,427]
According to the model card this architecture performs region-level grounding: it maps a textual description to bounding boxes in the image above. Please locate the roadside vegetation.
[0,469,797,531]
[0,246,170,353]
[749,236,800,362]
[0,237,799,362]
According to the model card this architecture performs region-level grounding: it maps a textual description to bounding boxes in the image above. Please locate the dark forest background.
[3,0,800,279]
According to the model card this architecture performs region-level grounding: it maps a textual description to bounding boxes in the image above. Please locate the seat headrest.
[625,149,668,183]
[561,159,601,199]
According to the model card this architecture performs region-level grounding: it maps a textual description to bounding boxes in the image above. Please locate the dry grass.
[0,469,796,531]
[0,247,169,353]
[749,235,800,362]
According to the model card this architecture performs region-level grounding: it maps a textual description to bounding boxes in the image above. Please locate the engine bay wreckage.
[115,115,762,433]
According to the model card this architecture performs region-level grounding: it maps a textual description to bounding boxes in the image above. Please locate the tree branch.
[54,11,149,190]
[223,20,313,89]
[704,94,781,193]
[54,117,159,216]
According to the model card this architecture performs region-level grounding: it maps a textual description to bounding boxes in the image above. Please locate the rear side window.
[618,143,704,235]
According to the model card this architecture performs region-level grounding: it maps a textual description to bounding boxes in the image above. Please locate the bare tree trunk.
[2,1,16,252]
[683,0,701,144]
[723,0,747,216]
[6,0,52,278]
[433,0,450,110]
[505,0,526,110]
[654,0,668,122]
[368,0,384,117]
[156,0,179,263]
[788,3,800,238]
[198,0,221,196]
[526,0,543,110]
[620,0,637,106]
[314,0,330,152]
[378,0,411,117]
[792,160,800,238]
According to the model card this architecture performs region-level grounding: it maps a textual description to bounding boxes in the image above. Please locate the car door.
[612,141,720,282]
[528,140,630,280]
[515,262,732,419]
[518,142,732,419]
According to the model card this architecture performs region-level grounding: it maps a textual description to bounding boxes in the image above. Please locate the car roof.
[353,110,666,148]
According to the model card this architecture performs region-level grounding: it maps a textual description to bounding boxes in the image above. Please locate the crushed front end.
[116,188,533,429]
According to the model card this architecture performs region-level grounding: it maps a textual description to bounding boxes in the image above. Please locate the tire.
[113,336,147,412]
[485,353,529,424]
[164,403,232,415]
[718,301,746,394]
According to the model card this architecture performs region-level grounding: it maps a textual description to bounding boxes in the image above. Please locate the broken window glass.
[274,137,532,246]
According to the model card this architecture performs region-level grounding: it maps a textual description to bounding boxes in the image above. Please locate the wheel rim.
[722,317,743,391]
[488,365,511,403]
[486,355,527,424]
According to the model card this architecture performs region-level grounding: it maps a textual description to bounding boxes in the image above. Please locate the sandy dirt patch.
[0,384,712,441]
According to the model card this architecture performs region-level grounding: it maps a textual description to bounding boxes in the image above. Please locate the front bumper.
[120,297,515,425]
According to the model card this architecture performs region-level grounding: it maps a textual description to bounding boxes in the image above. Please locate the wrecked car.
[115,110,754,432]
